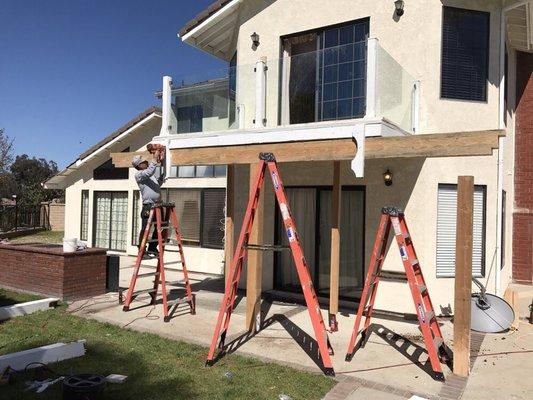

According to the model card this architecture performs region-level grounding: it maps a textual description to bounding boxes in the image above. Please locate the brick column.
[513,51,533,284]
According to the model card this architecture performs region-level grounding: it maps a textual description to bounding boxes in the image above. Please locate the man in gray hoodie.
[132,150,162,255]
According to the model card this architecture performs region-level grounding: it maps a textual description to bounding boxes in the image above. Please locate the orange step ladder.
[206,153,335,375]
[345,207,449,381]
[120,202,195,322]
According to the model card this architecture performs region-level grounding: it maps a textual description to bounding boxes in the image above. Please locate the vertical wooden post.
[453,176,474,377]
[246,162,264,332]
[224,165,235,288]
[329,161,342,331]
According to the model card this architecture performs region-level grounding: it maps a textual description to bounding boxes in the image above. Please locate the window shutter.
[168,189,201,243]
[441,7,490,101]
[201,189,226,249]
[436,184,486,277]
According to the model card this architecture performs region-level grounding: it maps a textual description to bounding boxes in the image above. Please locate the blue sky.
[0,0,223,169]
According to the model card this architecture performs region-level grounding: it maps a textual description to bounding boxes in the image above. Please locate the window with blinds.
[201,189,226,249]
[441,7,490,101]
[80,190,89,241]
[436,184,486,277]
[167,189,201,243]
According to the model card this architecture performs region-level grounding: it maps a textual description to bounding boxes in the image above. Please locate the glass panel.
[178,166,195,178]
[132,191,141,246]
[94,192,112,249]
[109,192,128,251]
[167,189,201,243]
[275,188,316,292]
[80,190,89,241]
[214,165,227,177]
[196,165,214,178]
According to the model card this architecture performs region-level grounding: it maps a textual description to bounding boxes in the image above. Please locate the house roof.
[43,107,161,190]
[79,106,161,159]
[179,0,234,37]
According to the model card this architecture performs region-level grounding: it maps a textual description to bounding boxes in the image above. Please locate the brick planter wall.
[514,51,533,284]
[0,243,107,300]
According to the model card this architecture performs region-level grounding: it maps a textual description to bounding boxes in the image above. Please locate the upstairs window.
[177,105,203,133]
[441,7,490,101]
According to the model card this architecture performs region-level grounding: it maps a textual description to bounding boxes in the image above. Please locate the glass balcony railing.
[162,37,418,136]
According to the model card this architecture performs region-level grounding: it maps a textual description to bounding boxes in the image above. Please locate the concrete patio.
[68,256,533,400]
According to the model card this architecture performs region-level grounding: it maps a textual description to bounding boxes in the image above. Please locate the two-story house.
[110,0,531,330]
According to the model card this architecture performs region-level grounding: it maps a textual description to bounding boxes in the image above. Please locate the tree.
[0,128,15,195]
[10,154,62,205]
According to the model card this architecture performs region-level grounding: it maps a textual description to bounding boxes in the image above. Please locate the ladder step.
[433,337,443,350]
[167,297,191,308]
[137,272,159,278]
[417,284,427,294]
[245,244,290,251]
[410,259,419,266]
[425,310,435,322]
[380,270,407,282]
[131,288,157,297]
[165,279,187,286]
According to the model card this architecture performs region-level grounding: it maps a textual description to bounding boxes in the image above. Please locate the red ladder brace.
[121,202,195,322]
[345,207,449,381]
[206,153,335,375]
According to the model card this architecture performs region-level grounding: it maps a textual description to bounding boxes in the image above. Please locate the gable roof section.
[44,107,161,189]
[179,0,234,37]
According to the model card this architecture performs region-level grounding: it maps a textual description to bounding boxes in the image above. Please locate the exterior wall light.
[383,170,393,186]
[251,32,260,50]
[394,0,405,17]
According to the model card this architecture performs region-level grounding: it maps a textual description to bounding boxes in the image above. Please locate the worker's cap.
[131,155,147,168]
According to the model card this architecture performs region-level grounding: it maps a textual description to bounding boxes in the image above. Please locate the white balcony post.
[412,80,421,133]
[254,58,267,127]
[365,38,379,119]
[159,76,176,136]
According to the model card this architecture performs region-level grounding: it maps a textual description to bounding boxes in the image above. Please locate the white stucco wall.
[231,0,503,133]
[63,117,226,275]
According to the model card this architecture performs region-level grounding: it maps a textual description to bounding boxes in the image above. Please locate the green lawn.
[9,230,64,244]
[0,289,335,399]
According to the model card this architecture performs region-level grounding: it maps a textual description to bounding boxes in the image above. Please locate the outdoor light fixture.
[251,32,260,50]
[394,0,405,17]
[383,170,393,186]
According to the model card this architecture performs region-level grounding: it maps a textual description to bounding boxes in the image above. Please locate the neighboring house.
[44,94,229,274]
[121,0,533,321]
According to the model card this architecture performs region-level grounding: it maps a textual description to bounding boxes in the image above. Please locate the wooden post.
[224,165,235,288]
[453,176,474,377]
[329,161,342,331]
[246,162,264,332]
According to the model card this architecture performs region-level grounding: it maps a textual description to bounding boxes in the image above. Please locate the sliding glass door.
[275,187,365,300]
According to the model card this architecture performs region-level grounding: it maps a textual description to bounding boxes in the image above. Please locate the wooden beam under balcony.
[110,129,503,168]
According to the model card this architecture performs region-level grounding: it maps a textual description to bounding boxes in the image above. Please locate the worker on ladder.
[132,149,163,257]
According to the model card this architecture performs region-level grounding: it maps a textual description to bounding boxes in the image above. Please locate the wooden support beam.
[328,161,341,331]
[246,162,264,332]
[111,129,503,168]
[453,176,474,377]
[224,164,235,288]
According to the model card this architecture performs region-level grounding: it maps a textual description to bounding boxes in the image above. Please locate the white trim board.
[0,340,86,371]
[0,298,59,321]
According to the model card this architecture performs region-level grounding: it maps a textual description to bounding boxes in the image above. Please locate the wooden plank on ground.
[329,161,341,327]
[246,162,264,332]
[453,176,474,377]
[0,298,59,321]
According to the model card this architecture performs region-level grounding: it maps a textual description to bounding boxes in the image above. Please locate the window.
[229,52,237,127]
[80,190,89,241]
[162,188,226,249]
[281,19,369,124]
[177,105,203,133]
[169,165,227,179]
[132,190,141,246]
[436,184,486,277]
[201,189,226,249]
[441,7,490,101]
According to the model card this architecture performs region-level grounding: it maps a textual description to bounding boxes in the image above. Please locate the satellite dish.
[470,277,515,333]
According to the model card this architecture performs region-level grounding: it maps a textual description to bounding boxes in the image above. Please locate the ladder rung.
[137,272,159,278]
[165,279,187,286]
[164,249,182,253]
[151,221,170,226]
[417,284,427,294]
[425,310,435,322]
[245,244,290,251]
[167,297,191,308]
[380,270,407,282]
[410,259,419,266]
[131,288,157,297]
[433,337,443,349]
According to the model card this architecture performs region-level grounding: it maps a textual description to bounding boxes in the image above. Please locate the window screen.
[80,190,89,241]
[436,184,486,277]
[441,7,490,101]
[201,189,226,249]
[167,189,201,243]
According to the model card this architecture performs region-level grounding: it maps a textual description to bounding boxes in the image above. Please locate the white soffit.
[180,0,242,61]
[505,1,533,52]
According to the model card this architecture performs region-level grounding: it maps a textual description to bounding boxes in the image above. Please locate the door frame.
[273,185,366,301]
[92,190,129,251]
